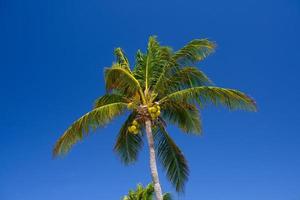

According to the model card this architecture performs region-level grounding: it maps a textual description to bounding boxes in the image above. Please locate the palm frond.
[159,86,257,111]
[105,64,143,98]
[161,100,202,134]
[53,102,128,156]
[154,66,212,97]
[114,112,144,164]
[93,93,130,108]
[174,39,215,64]
[132,49,147,89]
[133,36,174,92]
[153,123,189,192]
[114,47,130,71]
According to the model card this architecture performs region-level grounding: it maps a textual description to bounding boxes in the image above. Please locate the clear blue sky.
[1,0,299,199]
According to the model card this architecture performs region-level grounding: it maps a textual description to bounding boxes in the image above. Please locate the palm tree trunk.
[145,119,163,200]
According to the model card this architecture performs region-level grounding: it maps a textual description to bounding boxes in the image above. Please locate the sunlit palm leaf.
[53,102,128,156]
[123,183,172,200]
[174,39,216,64]
[114,47,130,71]
[133,36,174,92]
[154,123,189,192]
[154,66,212,97]
[105,64,142,96]
[114,112,144,164]
[94,93,129,108]
[160,86,257,111]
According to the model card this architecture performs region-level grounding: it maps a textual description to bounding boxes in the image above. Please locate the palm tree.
[123,183,172,200]
[53,36,256,200]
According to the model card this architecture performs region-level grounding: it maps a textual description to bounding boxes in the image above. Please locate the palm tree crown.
[53,36,256,193]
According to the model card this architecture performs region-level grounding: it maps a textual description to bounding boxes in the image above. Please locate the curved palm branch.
[174,39,216,64]
[94,93,130,108]
[105,65,145,103]
[114,112,144,164]
[154,66,212,96]
[159,86,257,111]
[154,123,189,192]
[53,102,128,156]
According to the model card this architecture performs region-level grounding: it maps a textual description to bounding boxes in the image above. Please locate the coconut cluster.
[128,120,139,134]
[148,104,161,119]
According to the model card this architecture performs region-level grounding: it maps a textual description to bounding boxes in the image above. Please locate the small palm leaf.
[53,102,128,156]
[114,47,130,71]
[163,193,172,200]
[154,123,189,192]
[114,113,144,164]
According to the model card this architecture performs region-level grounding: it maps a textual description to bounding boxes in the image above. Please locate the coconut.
[157,105,160,111]
[132,120,138,126]
[151,107,157,113]
[156,110,161,116]
[131,125,137,131]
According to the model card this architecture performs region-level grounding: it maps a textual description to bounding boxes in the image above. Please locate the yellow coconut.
[128,126,133,132]
[132,120,138,126]
[157,105,160,111]
[150,113,156,119]
[152,107,157,113]
[156,110,161,116]
[131,125,137,131]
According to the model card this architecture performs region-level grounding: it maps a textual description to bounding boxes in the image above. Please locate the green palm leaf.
[114,113,144,164]
[154,123,189,192]
[105,64,145,101]
[53,102,128,156]
[123,183,172,200]
[162,101,202,134]
[94,93,129,108]
[133,36,174,92]
[114,47,130,71]
[160,86,257,111]
[174,39,216,64]
[154,66,212,97]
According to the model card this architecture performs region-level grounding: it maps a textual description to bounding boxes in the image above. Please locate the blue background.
[1,0,299,199]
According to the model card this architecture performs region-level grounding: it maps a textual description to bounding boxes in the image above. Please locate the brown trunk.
[145,120,163,200]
